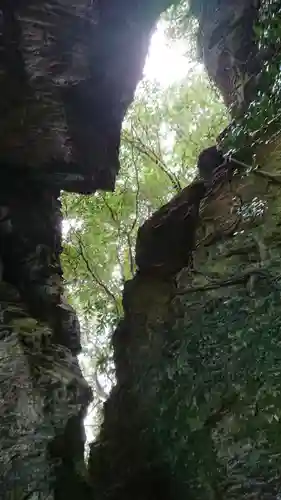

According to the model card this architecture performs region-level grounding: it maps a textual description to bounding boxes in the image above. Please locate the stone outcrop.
[88,1,281,499]
[0,1,178,498]
[0,0,175,193]
[194,0,261,114]
[89,137,281,500]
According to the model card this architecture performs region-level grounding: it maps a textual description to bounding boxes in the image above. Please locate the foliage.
[218,2,280,156]
[163,0,281,163]
[61,69,227,375]
[136,271,281,499]
[163,1,198,58]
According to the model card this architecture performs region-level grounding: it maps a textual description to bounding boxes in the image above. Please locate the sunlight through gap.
[144,22,194,86]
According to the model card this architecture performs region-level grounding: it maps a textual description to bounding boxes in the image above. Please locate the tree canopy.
[61,62,227,403]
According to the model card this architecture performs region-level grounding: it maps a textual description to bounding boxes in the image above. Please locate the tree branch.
[123,130,182,193]
[75,233,121,317]
[176,268,274,295]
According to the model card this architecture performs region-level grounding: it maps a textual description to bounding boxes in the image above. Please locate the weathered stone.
[0,1,180,498]
[194,0,261,114]
[0,0,175,194]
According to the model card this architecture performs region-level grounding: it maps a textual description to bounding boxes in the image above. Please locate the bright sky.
[143,23,194,86]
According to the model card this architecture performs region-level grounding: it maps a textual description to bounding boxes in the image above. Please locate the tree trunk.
[89,2,281,499]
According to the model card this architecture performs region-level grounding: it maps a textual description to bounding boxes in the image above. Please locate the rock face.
[194,0,261,114]
[88,2,281,499]
[89,137,281,500]
[0,0,173,193]
[0,1,177,498]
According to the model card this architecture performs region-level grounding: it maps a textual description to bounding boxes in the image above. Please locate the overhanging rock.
[0,0,175,194]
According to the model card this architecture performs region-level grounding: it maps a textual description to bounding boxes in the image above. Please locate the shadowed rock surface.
[0,0,174,193]
[0,1,178,498]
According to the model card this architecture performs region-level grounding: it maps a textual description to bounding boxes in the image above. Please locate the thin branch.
[63,243,80,277]
[137,131,182,191]
[197,216,242,249]
[176,268,274,295]
[75,233,120,316]
[123,130,182,193]
[128,141,141,237]
[93,370,110,401]
[125,138,141,276]
[102,194,126,285]
[100,195,126,285]
[253,169,281,184]
[102,143,139,278]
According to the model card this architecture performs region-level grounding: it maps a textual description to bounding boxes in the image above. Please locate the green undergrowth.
[135,270,281,499]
